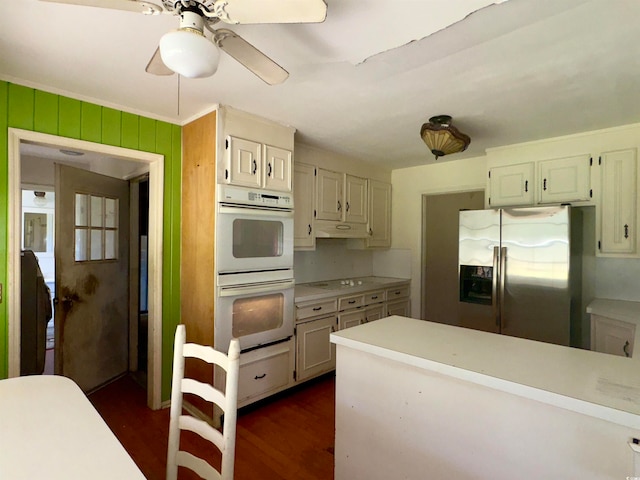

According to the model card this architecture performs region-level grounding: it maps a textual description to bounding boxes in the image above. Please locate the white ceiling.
[3,0,640,170]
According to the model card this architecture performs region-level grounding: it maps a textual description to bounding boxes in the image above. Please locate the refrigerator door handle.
[492,246,500,328]
[499,246,507,331]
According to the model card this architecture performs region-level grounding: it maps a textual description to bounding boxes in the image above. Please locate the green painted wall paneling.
[0,81,181,400]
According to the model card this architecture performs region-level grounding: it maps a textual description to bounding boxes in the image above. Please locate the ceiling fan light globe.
[159,30,219,78]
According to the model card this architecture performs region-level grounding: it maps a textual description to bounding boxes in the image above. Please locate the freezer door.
[500,206,571,345]
[458,209,500,334]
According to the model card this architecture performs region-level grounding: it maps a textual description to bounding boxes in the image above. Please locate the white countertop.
[587,298,640,325]
[0,375,145,479]
[331,316,640,429]
[295,276,410,303]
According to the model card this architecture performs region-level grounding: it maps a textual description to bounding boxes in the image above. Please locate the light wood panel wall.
[181,110,217,347]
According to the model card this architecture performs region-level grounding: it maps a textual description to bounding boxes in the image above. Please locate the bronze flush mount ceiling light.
[420,115,471,160]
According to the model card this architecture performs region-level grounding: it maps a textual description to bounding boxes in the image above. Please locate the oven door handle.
[218,279,295,297]
[218,204,293,217]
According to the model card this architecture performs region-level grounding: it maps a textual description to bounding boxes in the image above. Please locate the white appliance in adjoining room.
[215,185,295,353]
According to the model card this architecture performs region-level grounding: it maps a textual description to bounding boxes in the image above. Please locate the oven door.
[216,204,294,273]
[215,278,295,352]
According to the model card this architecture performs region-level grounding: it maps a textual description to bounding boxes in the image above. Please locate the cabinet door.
[344,175,367,224]
[488,162,534,207]
[600,149,637,254]
[386,299,410,317]
[338,309,365,330]
[591,314,635,357]
[365,304,385,323]
[227,136,261,187]
[366,180,391,248]
[293,163,316,249]
[263,144,292,192]
[539,154,591,204]
[316,168,343,221]
[296,316,336,382]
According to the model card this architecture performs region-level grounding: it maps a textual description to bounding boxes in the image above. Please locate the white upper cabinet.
[263,144,292,192]
[488,162,534,207]
[366,180,391,248]
[599,148,637,255]
[294,163,316,250]
[538,154,592,204]
[225,136,292,192]
[316,168,343,221]
[226,136,262,188]
[316,169,368,224]
[344,175,367,224]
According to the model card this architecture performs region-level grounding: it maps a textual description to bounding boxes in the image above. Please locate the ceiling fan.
[40,0,328,84]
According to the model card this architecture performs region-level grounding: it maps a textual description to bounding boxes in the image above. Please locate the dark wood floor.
[88,373,336,480]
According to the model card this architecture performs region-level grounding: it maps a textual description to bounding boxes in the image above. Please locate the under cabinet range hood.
[314,219,369,239]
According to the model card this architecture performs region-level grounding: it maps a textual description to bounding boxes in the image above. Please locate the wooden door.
[55,164,130,392]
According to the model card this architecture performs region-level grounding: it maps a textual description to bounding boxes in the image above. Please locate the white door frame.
[7,128,164,410]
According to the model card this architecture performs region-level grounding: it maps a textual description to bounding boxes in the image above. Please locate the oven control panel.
[218,185,293,209]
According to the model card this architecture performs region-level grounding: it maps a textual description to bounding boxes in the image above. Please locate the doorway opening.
[8,128,164,409]
[421,190,484,324]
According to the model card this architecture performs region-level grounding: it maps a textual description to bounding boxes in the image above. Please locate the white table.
[0,375,145,479]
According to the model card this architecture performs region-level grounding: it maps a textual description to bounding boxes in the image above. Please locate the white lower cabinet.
[338,309,365,330]
[295,315,337,382]
[237,338,294,407]
[591,314,635,358]
[364,304,385,323]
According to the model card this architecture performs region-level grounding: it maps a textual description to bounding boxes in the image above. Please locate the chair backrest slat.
[166,324,240,480]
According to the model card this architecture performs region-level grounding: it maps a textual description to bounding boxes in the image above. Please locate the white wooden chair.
[166,324,241,480]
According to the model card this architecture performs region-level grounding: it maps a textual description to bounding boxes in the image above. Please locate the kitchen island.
[330,316,640,480]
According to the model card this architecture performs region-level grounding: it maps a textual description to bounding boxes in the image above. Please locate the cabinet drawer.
[386,285,410,300]
[364,290,385,305]
[338,294,365,311]
[238,340,292,403]
[296,298,337,321]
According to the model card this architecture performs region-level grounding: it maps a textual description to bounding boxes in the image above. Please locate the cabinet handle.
[254,373,267,380]
[624,224,629,239]
[524,180,528,192]
[267,162,272,177]
[346,202,350,212]
[371,296,378,300]
[348,300,356,304]
[312,306,322,311]
[308,224,312,235]
[369,228,373,236]
[624,340,630,357]
[543,178,547,191]
[252,159,258,175]
[337,200,342,212]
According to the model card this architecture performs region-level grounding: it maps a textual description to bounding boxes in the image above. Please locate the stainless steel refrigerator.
[458,205,583,347]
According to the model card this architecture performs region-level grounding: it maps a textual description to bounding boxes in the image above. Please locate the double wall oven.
[214,185,294,353]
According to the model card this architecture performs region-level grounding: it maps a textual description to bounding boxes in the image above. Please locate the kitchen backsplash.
[595,258,640,302]
[294,239,411,284]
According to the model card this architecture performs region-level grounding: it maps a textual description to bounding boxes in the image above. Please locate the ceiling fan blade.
[214,0,327,24]
[145,47,175,76]
[39,0,163,15]
[214,29,289,85]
